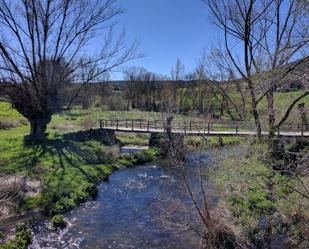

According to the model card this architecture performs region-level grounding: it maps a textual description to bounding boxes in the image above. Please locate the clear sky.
[110,0,220,79]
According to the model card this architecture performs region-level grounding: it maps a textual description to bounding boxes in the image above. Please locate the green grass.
[0,102,160,218]
[116,132,149,146]
[257,90,309,126]
[185,136,244,150]
[215,142,309,245]
[0,137,116,215]
[0,102,24,120]
[0,135,158,217]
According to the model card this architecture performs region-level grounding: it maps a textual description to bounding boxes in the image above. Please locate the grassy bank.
[0,102,160,248]
[2,139,157,209]
[0,135,158,216]
[0,135,158,248]
[214,141,309,248]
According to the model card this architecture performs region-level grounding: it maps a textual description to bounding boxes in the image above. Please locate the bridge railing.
[98,118,259,134]
[98,118,307,135]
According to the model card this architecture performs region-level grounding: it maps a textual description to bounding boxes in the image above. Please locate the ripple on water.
[30,163,209,249]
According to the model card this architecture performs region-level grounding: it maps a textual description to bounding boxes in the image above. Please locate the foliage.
[51,214,66,229]
[0,224,32,249]
[117,148,159,167]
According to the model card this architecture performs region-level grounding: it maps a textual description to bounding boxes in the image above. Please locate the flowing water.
[28,151,215,249]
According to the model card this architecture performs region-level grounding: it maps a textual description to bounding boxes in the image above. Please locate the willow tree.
[0,0,138,140]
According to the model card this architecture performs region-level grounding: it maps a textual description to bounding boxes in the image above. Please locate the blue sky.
[110,0,220,79]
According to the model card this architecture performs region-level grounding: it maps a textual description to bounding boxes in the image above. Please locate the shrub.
[51,214,66,229]
[96,146,120,163]
[19,119,28,126]
[51,197,76,215]
[0,224,32,249]
[134,149,158,164]
[117,159,134,167]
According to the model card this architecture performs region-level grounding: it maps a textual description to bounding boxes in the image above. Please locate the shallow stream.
[28,151,213,249]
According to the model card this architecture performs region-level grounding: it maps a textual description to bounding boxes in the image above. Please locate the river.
[28,151,215,249]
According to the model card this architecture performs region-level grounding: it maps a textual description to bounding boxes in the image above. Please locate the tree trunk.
[126,98,130,111]
[267,90,276,139]
[248,81,262,140]
[27,113,52,141]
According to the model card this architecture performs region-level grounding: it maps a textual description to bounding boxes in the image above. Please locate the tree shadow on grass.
[2,135,117,216]
[12,137,105,183]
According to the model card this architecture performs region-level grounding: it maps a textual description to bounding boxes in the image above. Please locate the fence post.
[116,120,119,130]
[277,127,280,136]
[132,120,134,131]
[189,121,192,131]
[147,121,150,132]
[236,123,238,135]
[125,119,128,128]
[154,120,157,129]
[99,120,102,129]
[140,120,142,129]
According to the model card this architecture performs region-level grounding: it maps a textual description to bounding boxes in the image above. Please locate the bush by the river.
[0,224,32,249]
[51,214,66,229]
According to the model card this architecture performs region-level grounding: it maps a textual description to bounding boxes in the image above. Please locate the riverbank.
[211,138,309,248]
[0,134,158,248]
[2,135,308,248]
[9,152,216,249]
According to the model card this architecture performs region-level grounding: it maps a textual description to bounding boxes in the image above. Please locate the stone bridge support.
[63,129,117,145]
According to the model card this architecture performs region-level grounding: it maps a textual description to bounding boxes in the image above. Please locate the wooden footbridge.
[99,119,309,137]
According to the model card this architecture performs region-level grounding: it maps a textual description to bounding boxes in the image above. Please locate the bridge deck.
[99,119,309,137]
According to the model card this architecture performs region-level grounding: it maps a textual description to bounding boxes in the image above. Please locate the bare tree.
[158,115,249,248]
[0,0,139,140]
[204,47,249,119]
[123,67,149,110]
[205,0,309,139]
[171,58,185,82]
[256,0,309,136]
[194,53,247,120]
[171,58,185,108]
[205,0,274,139]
